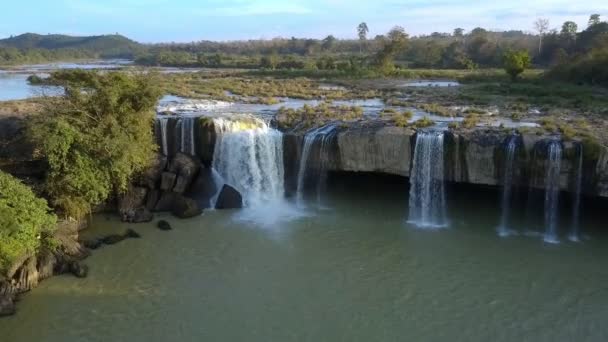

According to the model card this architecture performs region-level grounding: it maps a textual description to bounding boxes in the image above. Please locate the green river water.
[1,176,607,342]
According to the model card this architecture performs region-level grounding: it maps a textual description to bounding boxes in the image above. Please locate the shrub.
[503,50,531,81]
[412,116,435,128]
[462,114,480,128]
[0,171,57,274]
[28,70,162,219]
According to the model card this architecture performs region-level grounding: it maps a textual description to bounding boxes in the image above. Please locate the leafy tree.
[321,35,336,51]
[373,26,409,74]
[453,28,465,37]
[588,14,601,27]
[357,22,369,54]
[0,171,57,274]
[28,70,162,219]
[503,50,531,80]
[561,21,578,39]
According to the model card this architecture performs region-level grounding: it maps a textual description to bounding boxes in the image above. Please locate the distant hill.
[0,33,144,58]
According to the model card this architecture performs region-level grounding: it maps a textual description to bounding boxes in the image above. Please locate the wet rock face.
[215,184,243,209]
[0,295,15,317]
[172,196,203,219]
[335,126,413,177]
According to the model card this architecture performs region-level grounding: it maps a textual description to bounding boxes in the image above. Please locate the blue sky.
[1,0,607,42]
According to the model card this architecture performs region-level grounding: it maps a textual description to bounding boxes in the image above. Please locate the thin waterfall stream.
[497,135,519,237]
[408,130,448,228]
[543,140,562,244]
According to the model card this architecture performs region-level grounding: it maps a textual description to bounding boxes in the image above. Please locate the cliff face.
[284,123,607,198]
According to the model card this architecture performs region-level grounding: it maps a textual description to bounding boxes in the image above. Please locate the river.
[1,176,607,342]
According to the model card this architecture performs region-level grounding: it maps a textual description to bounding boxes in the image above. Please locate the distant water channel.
[1,177,607,342]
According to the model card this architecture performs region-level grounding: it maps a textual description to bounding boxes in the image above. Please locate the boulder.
[0,295,15,317]
[138,153,167,189]
[172,196,203,218]
[157,220,172,231]
[118,186,148,214]
[125,229,141,239]
[154,191,178,212]
[187,167,220,209]
[120,207,153,223]
[69,262,89,278]
[82,239,103,250]
[160,172,177,191]
[215,184,243,209]
[101,234,126,245]
[145,189,161,211]
[170,153,200,194]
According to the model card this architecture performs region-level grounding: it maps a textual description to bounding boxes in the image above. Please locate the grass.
[412,116,435,129]
[275,103,364,130]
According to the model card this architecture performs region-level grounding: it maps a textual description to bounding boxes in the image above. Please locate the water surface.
[1,178,607,342]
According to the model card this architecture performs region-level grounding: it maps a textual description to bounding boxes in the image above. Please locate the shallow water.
[1,177,607,342]
[0,60,130,101]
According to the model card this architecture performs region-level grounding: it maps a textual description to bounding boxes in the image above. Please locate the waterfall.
[408,131,448,228]
[179,117,196,156]
[296,124,337,207]
[569,144,584,242]
[159,117,169,156]
[497,135,518,237]
[212,117,285,206]
[543,140,562,244]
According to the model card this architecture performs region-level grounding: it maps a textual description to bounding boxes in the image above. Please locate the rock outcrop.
[215,184,243,209]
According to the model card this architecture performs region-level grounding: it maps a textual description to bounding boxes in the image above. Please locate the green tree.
[373,26,409,74]
[28,70,162,219]
[561,21,578,39]
[322,35,336,51]
[588,14,601,27]
[0,171,57,274]
[453,28,465,38]
[357,22,369,54]
[503,50,531,80]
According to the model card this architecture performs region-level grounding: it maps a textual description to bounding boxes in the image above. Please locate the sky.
[1,0,607,42]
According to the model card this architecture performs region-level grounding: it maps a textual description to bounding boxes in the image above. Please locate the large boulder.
[169,153,200,194]
[172,196,203,218]
[187,167,220,209]
[120,207,153,223]
[0,295,15,317]
[118,186,149,222]
[154,191,178,212]
[160,172,177,191]
[138,153,167,189]
[215,184,243,209]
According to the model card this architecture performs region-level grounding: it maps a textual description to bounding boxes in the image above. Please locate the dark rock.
[118,186,148,215]
[125,229,141,239]
[82,239,103,250]
[172,196,203,218]
[187,167,220,209]
[215,184,243,209]
[160,172,177,191]
[102,234,126,245]
[154,191,178,212]
[139,153,168,189]
[170,153,200,194]
[120,207,153,223]
[0,295,15,317]
[69,262,89,278]
[157,220,172,231]
[145,189,161,211]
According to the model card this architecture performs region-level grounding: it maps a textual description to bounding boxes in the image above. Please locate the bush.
[412,116,435,128]
[503,50,531,81]
[0,171,57,274]
[28,70,162,219]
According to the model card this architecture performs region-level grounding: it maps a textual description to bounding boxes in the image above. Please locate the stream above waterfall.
[1,175,608,342]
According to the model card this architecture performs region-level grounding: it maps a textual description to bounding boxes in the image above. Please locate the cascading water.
[159,117,169,156]
[497,135,518,237]
[212,117,285,206]
[543,140,562,244]
[296,124,337,207]
[569,144,584,242]
[179,116,196,156]
[408,130,448,228]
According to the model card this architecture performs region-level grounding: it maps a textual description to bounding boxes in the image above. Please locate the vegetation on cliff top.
[0,170,57,275]
[28,70,161,219]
